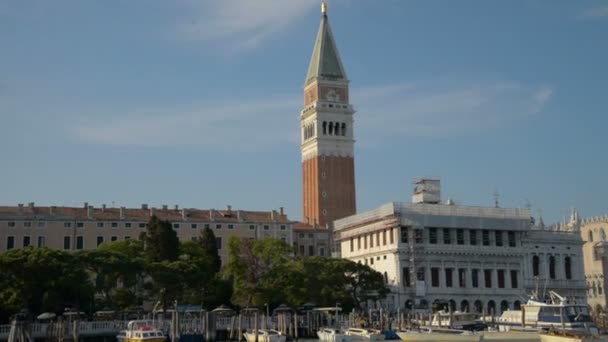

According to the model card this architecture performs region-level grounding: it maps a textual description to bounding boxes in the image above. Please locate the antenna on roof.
[493,189,500,208]
[524,198,532,211]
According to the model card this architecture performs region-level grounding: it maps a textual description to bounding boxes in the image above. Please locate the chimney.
[87,205,93,219]
[150,208,154,217]
[227,205,232,212]
[279,207,284,216]
[162,205,168,210]
[174,204,179,211]
[181,208,186,220]
[28,202,35,208]
[84,202,88,209]
[237,210,241,221]
[18,203,24,213]
[120,207,126,219]
[209,209,213,220]
[141,203,148,210]
[50,206,56,215]
[102,204,106,212]
[270,210,275,221]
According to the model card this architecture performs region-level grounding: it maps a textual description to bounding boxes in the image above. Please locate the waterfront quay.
[0,314,344,342]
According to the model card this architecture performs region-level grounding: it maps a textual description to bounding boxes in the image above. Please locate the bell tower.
[301,2,356,228]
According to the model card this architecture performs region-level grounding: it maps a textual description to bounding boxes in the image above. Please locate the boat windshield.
[564,306,592,323]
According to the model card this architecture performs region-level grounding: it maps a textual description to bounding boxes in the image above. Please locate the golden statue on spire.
[321,2,328,14]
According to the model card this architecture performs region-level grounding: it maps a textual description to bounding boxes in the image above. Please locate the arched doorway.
[461,300,470,312]
[514,300,521,310]
[487,300,496,315]
[474,300,483,313]
[449,300,456,312]
[500,300,509,314]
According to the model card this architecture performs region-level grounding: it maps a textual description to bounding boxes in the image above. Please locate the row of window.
[5,221,286,230]
[296,244,325,257]
[5,235,132,250]
[531,255,573,280]
[402,267,520,289]
[402,227,518,247]
[348,227,520,252]
[349,228,395,252]
[588,282,604,298]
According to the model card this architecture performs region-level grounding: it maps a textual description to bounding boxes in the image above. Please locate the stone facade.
[333,182,587,314]
[0,203,295,265]
[580,215,608,314]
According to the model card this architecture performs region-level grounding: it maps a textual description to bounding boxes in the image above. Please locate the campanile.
[301,2,356,228]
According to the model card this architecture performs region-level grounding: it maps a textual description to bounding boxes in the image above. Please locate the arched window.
[589,230,594,242]
[601,229,606,241]
[532,255,540,276]
[341,122,346,136]
[565,256,572,280]
[449,300,456,311]
[474,300,483,313]
[460,300,469,312]
[500,300,509,314]
[487,300,496,315]
[328,122,334,135]
[335,122,340,135]
[322,121,327,135]
[549,255,556,279]
[514,301,521,310]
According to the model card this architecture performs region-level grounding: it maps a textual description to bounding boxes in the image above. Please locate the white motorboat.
[243,329,286,342]
[429,310,486,331]
[344,327,385,341]
[118,320,166,342]
[497,291,599,336]
[317,327,353,342]
[539,330,608,342]
[397,327,483,342]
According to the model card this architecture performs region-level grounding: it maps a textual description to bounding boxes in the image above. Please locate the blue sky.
[1,0,607,225]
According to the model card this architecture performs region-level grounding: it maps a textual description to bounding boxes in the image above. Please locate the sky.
[1,0,607,225]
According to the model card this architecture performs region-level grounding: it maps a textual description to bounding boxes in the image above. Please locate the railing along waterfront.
[0,316,347,341]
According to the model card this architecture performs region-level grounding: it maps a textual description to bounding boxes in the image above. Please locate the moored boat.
[344,327,385,341]
[119,320,166,342]
[396,327,483,342]
[243,329,286,342]
[318,327,353,342]
[539,330,608,342]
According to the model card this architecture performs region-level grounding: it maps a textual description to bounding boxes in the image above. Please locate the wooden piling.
[254,312,258,342]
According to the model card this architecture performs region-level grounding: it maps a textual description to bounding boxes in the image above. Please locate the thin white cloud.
[69,80,552,148]
[355,81,553,142]
[177,0,319,50]
[71,97,301,148]
[580,6,608,18]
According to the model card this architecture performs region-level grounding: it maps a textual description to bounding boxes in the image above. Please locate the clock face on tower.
[325,88,340,102]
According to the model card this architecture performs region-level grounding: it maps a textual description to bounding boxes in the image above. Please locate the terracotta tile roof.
[0,205,294,223]
[293,222,329,231]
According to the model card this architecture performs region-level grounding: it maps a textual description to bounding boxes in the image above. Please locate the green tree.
[0,248,94,317]
[76,240,145,311]
[224,237,294,307]
[144,215,179,262]
[198,227,221,274]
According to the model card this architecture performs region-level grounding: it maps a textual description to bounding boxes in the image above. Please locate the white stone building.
[333,179,587,314]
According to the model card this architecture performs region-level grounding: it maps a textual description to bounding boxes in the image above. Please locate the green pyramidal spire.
[305,3,348,85]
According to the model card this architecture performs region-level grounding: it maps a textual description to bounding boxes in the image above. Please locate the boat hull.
[317,330,352,342]
[397,331,482,342]
[243,332,286,342]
